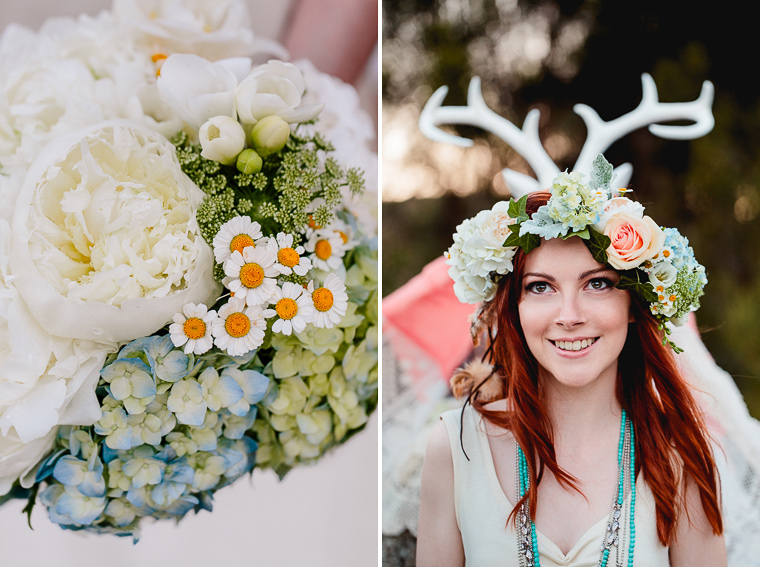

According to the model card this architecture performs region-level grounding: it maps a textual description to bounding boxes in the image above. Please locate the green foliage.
[172,126,365,254]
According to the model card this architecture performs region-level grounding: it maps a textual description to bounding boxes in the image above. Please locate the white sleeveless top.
[441,406,671,566]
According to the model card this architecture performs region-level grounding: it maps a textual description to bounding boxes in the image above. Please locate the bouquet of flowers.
[0,0,377,539]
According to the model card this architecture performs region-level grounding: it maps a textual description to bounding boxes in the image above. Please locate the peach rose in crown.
[602,213,665,270]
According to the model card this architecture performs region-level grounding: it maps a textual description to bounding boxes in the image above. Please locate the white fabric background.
[0,2,379,565]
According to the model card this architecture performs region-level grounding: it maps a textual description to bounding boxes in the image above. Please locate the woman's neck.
[541,370,622,454]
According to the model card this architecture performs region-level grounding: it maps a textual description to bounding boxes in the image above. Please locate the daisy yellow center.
[230,234,256,255]
[315,239,332,260]
[669,294,677,302]
[307,214,322,230]
[275,298,298,320]
[336,230,349,244]
[278,247,300,268]
[225,312,251,338]
[183,317,206,340]
[240,263,264,288]
[312,288,334,312]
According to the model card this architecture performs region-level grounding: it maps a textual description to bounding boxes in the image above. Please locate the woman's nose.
[554,293,587,329]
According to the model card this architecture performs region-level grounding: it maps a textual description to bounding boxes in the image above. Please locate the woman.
[416,161,725,567]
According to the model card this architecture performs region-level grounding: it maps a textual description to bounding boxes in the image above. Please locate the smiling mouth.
[551,338,598,352]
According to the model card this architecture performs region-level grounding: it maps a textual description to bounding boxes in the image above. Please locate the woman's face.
[518,237,632,391]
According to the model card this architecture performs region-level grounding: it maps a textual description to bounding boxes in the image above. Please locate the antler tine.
[573,73,715,175]
[419,77,560,187]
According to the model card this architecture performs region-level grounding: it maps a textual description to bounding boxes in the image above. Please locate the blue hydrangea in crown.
[421,73,714,352]
[0,0,377,540]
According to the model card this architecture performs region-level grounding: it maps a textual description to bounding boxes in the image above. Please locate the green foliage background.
[382,0,760,422]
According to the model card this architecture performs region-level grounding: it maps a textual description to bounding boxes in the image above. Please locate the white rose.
[199,115,246,164]
[235,60,324,126]
[593,196,645,233]
[113,0,288,61]
[9,120,220,344]
[648,260,678,288]
[157,53,239,133]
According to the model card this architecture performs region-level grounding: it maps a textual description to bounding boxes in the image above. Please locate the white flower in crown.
[213,216,266,265]
[592,196,645,233]
[462,201,518,278]
[304,230,346,272]
[212,297,266,356]
[264,282,315,336]
[647,261,678,289]
[169,303,217,355]
[223,244,279,307]
[273,233,312,276]
[308,274,348,329]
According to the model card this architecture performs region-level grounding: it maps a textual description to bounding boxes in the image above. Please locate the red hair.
[470,192,722,545]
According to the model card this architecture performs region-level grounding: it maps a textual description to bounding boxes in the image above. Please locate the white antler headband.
[419,73,715,196]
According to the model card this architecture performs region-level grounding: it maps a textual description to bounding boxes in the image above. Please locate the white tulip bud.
[250,115,290,157]
[198,115,246,165]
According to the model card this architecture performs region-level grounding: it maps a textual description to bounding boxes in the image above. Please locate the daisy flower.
[169,303,217,355]
[223,242,279,306]
[304,229,346,272]
[212,297,267,356]
[308,274,348,329]
[264,282,315,336]
[212,216,266,265]
[273,232,312,276]
[326,218,358,251]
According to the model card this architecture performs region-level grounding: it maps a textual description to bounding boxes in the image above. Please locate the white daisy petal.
[212,216,265,265]
[212,297,266,356]
[169,303,216,355]
[308,274,348,329]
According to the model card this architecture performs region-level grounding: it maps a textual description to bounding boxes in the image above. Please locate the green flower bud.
[236,148,263,174]
[250,115,290,156]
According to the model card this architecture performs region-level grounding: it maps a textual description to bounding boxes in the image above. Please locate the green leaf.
[507,195,530,222]
[617,271,658,303]
[585,228,611,265]
[503,225,540,254]
[521,233,541,254]
[22,483,39,530]
[571,228,590,240]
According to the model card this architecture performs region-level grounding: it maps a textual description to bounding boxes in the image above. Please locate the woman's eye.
[526,281,551,294]
[588,278,613,290]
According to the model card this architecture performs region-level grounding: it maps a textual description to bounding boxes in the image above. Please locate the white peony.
[9,120,220,344]
[0,14,160,169]
[113,0,287,61]
[465,201,518,278]
[235,60,324,126]
[0,220,110,495]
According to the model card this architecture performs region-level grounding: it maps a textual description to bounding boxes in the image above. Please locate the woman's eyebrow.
[523,267,614,281]
[579,267,615,279]
[522,272,555,281]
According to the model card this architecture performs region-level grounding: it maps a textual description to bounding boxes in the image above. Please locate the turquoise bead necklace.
[515,411,636,567]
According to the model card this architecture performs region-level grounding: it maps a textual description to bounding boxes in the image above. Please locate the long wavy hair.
[467,191,722,545]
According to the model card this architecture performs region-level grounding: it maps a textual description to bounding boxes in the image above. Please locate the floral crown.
[445,154,707,352]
